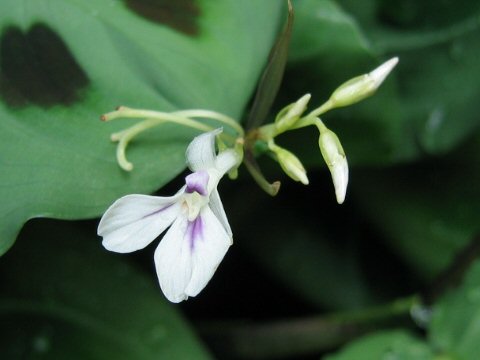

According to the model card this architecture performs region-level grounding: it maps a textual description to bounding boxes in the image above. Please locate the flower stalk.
[102,106,242,171]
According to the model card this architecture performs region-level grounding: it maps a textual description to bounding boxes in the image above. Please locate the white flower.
[97,129,238,303]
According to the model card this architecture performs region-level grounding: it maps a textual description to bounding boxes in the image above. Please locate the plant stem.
[173,109,244,137]
[243,154,281,196]
[292,115,327,133]
[103,107,237,143]
[306,99,334,119]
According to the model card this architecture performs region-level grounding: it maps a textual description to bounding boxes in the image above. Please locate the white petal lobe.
[98,194,181,253]
[154,206,232,302]
[214,149,238,176]
[208,188,233,238]
[154,215,193,303]
[186,129,222,171]
[185,206,232,297]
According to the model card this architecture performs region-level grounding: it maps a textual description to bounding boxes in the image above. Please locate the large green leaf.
[0,219,211,359]
[289,0,372,64]
[0,0,284,255]
[430,259,480,359]
[324,330,433,360]
[282,0,480,165]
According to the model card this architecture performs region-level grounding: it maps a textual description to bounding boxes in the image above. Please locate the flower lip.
[185,170,209,196]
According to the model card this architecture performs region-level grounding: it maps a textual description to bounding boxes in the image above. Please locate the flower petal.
[154,215,193,303]
[214,149,238,177]
[186,129,222,171]
[98,193,182,253]
[185,170,209,196]
[206,149,238,194]
[185,206,232,297]
[154,206,232,302]
[208,188,233,238]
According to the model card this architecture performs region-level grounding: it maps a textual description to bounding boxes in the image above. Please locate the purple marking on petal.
[185,170,209,196]
[186,216,204,251]
[141,203,174,219]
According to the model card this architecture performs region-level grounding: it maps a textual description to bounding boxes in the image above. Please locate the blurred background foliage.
[1,0,479,359]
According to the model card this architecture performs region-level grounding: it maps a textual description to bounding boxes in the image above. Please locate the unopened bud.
[329,57,398,108]
[318,129,348,204]
[274,147,309,185]
[275,94,311,132]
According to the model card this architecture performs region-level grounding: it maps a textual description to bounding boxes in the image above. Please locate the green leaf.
[0,0,284,255]
[430,259,480,359]
[289,0,373,63]
[353,134,480,279]
[0,219,212,359]
[324,330,434,360]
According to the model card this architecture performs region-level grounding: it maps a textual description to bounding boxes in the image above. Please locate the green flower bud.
[329,57,398,108]
[271,144,309,185]
[275,93,311,133]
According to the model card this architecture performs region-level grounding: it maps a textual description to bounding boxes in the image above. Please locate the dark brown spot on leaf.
[0,23,89,108]
[125,0,200,36]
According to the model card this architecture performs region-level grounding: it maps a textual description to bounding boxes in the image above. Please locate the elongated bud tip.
[296,93,311,108]
[369,57,399,89]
